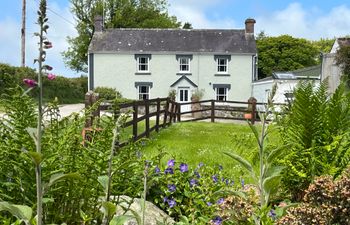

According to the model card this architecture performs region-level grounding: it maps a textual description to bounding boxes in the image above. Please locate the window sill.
[176,72,192,75]
[214,73,230,76]
[135,72,151,75]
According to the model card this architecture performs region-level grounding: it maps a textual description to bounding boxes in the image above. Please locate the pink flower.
[23,79,37,87]
[43,41,52,49]
[47,73,56,80]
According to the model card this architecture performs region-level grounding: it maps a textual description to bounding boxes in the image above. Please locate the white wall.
[93,53,254,101]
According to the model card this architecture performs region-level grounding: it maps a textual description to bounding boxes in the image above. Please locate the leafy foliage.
[64,0,181,72]
[256,34,319,78]
[0,63,87,104]
[278,81,350,200]
[94,86,122,100]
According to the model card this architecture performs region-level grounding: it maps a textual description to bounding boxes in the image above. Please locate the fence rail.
[83,93,283,147]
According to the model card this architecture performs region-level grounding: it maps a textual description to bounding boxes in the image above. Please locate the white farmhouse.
[88,17,257,109]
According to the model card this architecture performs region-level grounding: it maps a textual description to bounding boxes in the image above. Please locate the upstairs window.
[138,57,149,72]
[214,55,231,74]
[217,58,228,73]
[179,57,190,72]
[135,54,151,73]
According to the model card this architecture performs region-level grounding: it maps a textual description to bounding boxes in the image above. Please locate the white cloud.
[168,0,237,28]
[0,1,78,77]
[256,3,350,40]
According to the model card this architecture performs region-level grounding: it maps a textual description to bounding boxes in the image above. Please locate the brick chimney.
[245,18,256,34]
[94,15,103,32]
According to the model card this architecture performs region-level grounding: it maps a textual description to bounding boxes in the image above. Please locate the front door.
[178,87,191,112]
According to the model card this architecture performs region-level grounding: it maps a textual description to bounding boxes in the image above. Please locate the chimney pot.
[94,15,103,32]
[245,18,256,34]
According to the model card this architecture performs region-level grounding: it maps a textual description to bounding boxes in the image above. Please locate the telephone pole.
[21,0,26,67]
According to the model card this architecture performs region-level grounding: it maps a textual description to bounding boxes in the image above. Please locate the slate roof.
[291,65,321,78]
[89,29,256,54]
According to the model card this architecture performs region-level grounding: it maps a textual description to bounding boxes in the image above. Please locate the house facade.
[321,38,350,93]
[88,17,257,109]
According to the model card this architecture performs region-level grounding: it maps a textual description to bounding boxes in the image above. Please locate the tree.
[256,34,319,78]
[182,22,192,29]
[335,45,350,85]
[63,0,181,73]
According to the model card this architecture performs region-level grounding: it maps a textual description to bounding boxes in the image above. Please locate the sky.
[0,0,350,77]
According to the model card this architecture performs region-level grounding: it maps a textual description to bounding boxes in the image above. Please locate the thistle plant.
[224,84,285,224]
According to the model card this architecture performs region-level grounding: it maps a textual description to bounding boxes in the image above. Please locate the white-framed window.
[138,86,150,100]
[216,87,227,101]
[179,57,190,72]
[137,56,149,72]
[217,58,228,73]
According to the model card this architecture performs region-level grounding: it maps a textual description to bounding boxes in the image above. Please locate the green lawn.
[141,121,281,179]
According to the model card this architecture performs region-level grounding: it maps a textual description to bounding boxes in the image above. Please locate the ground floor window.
[216,87,227,101]
[138,86,150,100]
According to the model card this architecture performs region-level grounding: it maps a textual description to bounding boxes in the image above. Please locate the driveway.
[59,104,85,117]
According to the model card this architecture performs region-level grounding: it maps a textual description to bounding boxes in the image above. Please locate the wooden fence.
[84,92,276,146]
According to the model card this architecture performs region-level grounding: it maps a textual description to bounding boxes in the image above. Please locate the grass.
[141,121,282,181]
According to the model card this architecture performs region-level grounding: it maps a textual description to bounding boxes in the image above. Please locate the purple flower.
[23,79,37,87]
[217,198,224,205]
[198,162,204,168]
[211,216,223,225]
[241,178,245,188]
[212,175,218,183]
[43,41,53,49]
[179,163,188,173]
[194,171,201,178]
[164,167,174,175]
[167,159,175,167]
[189,179,198,187]
[268,209,277,220]
[163,196,168,203]
[206,202,212,206]
[225,179,230,185]
[167,198,176,208]
[154,166,160,174]
[47,73,56,80]
[167,184,176,192]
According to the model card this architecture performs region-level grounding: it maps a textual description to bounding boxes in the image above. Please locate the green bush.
[0,63,87,104]
[94,86,122,100]
[277,167,350,224]
[278,81,350,200]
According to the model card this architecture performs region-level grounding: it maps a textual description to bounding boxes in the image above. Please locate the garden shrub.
[94,86,122,100]
[278,81,350,200]
[277,166,350,224]
[148,159,235,224]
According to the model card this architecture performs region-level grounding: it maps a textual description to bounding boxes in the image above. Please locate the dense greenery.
[278,81,350,200]
[256,33,333,78]
[0,63,87,104]
[63,0,181,72]
[94,86,122,100]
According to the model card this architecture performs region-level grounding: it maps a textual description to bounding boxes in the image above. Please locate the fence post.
[84,91,100,127]
[211,100,215,123]
[145,99,150,138]
[177,103,181,122]
[133,102,138,141]
[156,98,160,132]
[248,97,257,124]
[173,103,178,123]
[163,98,169,127]
[169,101,174,124]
